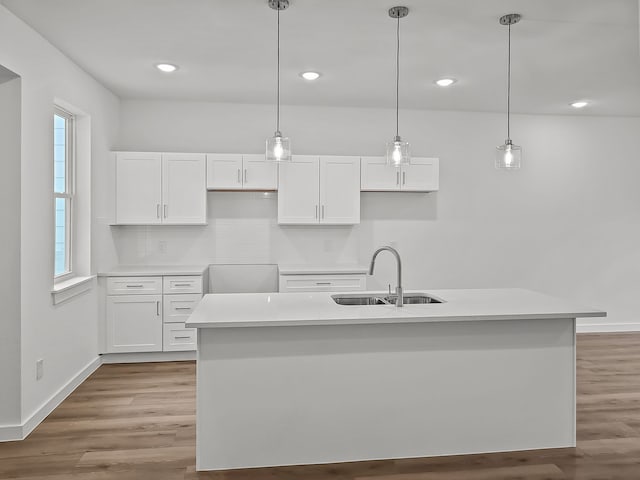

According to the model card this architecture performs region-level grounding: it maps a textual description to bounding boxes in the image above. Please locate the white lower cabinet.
[103,274,203,354]
[279,274,367,293]
[163,323,198,352]
[106,295,163,353]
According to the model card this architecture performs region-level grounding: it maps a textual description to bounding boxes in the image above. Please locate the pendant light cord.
[276,6,281,133]
[507,23,511,140]
[395,15,400,138]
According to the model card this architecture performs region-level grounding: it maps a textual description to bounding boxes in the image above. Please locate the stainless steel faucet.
[368,246,403,307]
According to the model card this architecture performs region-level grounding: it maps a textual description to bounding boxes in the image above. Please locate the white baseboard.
[100,351,196,364]
[577,323,640,333]
[0,356,102,442]
[0,349,197,443]
[0,424,23,443]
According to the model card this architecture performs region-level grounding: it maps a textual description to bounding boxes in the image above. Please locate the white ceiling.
[2,0,640,115]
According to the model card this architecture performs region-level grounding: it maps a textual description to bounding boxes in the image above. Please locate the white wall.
[0,74,21,427]
[115,100,640,331]
[0,4,119,433]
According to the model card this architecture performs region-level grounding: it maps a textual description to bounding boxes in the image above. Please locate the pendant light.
[386,6,410,167]
[496,13,522,169]
[266,0,292,162]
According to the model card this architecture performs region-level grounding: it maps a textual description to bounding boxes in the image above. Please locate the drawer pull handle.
[173,283,192,287]
[126,284,144,288]
[316,282,332,285]
[175,307,192,311]
[174,336,192,340]
[156,301,160,316]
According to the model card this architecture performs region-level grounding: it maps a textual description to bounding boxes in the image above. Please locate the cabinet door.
[242,154,278,190]
[162,153,207,224]
[206,154,243,190]
[105,295,163,353]
[402,157,440,192]
[277,156,320,224]
[115,152,162,224]
[360,156,400,191]
[319,156,361,224]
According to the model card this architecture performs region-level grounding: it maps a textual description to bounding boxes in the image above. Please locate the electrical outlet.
[36,359,44,380]
[158,240,167,254]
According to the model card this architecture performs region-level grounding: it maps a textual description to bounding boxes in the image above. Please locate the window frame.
[53,106,75,281]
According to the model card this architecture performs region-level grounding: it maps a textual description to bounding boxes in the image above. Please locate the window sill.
[51,275,96,305]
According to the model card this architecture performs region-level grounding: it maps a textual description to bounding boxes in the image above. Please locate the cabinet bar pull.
[156,204,160,218]
[173,283,192,287]
[315,205,318,219]
[237,169,241,183]
[164,204,168,218]
[396,171,400,186]
[402,171,406,185]
[156,301,160,316]
[174,336,192,340]
[244,169,247,183]
[126,284,144,288]
[175,307,192,310]
[316,282,332,285]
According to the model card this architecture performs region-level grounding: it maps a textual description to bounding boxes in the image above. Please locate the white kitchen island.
[186,288,605,471]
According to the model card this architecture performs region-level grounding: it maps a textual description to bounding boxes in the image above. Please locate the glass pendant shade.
[495,140,521,169]
[266,132,291,162]
[386,136,410,167]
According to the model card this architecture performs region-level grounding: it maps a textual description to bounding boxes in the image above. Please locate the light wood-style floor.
[1,333,639,479]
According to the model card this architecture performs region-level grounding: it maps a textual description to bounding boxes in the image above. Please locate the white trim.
[51,275,95,305]
[101,351,196,364]
[577,322,640,333]
[0,356,101,442]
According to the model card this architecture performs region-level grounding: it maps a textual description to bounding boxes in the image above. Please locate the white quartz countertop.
[278,264,368,275]
[98,265,208,277]
[186,288,606,328]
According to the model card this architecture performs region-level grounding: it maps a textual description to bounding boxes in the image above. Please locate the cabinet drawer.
[163,276,203,294]
[279,274,367,293]
[163,294,202,323]
[163,323,197,352]
[106,276,162,295]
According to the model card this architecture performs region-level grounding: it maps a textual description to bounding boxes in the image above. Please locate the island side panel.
[195,318,576,471]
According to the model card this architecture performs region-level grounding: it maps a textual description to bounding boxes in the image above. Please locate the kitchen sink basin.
[332,293,442,306]
[332,295,391,306]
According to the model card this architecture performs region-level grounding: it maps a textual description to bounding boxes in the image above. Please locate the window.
[54,107,74,279]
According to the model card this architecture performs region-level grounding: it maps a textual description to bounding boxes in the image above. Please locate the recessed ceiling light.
[300,71,321,80]
[570,101,588,109]
[155,63,178,73]
[435,78,456,87]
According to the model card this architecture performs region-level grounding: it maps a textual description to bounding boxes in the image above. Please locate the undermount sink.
[332,293,442,306]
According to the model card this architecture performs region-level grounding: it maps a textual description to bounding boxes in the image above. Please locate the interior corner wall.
[0,75,22,428]
[115,100,640,333]
[0,4,120,434]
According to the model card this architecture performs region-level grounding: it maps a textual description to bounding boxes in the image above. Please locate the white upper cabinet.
[319,156,360,224]
[114,152,206,225]
[278,155,360,225]
[361,156,439,192]
[278,155,320,224]
[206,154,243,190]
[206,154,277,191]
[115,152,163,224]
[163,153,207,224]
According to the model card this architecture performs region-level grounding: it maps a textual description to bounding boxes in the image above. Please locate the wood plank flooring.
[1,333,639,479]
